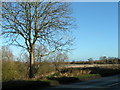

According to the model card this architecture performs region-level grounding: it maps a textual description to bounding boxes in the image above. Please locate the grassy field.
[65,64,120,68]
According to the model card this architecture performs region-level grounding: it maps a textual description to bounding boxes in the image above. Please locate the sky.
[0,2,118,61]
[68,2,118,61]
[1,0,120,2]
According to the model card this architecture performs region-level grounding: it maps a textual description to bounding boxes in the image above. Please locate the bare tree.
[2,2,74,78]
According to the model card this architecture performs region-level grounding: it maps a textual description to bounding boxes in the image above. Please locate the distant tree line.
[70,57,120,64]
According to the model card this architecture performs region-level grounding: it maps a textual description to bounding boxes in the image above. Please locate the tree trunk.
[29,49,35,78]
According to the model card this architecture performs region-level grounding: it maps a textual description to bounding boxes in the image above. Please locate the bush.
[35,62,55,77]
[2,60,28,81]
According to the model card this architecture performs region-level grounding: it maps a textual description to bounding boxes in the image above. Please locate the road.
[41,75,120,90]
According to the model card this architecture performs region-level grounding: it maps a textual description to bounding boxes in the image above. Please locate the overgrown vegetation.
[2,60,120,89]
[1,46,120,89]
[2,52,120,81]
[2,60,28,81]
[2,60,56,81]
[1,46,68,81]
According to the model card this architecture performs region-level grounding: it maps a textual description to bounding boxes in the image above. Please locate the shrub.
[35,62,55,77]
[2,60,28,81]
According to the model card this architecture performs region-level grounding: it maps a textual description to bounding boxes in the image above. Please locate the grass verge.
[2,74,101,90]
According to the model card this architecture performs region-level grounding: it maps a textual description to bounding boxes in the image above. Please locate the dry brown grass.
[65,64,120,69]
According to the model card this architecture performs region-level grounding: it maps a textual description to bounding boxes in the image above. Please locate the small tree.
[51,52,68,72]
[1,46,14,61]
[99,56,107,60]
[34,44,48,63]
[88,58,94,64]
[99,56,107,64]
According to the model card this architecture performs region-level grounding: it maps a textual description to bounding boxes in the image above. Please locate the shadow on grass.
[86,67,120,77]
[2,77,80,90]
[47,77,80,84]
[2,80,51,90]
